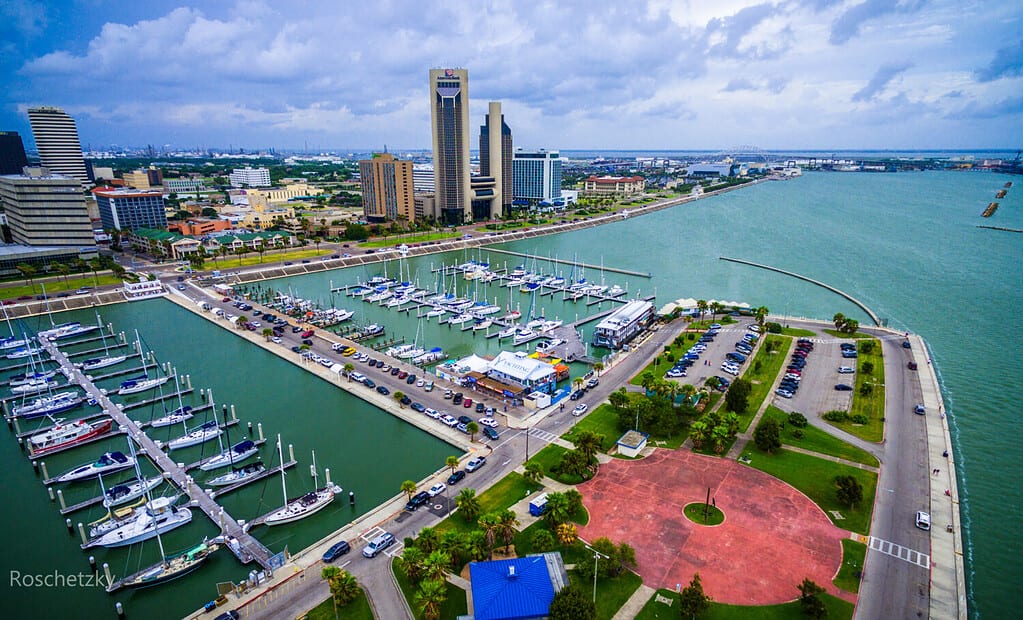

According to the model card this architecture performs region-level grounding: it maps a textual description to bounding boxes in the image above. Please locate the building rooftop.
[92,187,164,198]
[489,351,556,382]
[469,554,565,620]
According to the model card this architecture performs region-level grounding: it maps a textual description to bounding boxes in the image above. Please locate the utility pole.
[586,545,610,603]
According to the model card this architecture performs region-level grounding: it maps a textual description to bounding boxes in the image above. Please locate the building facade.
[582,175,646,198]
[591,300,655,349]
[412,164,434,192]
[0,168,96,249]
[430,68,472,224]
[479,101,512,217]
[26,107,89,185]
[122,166,163,189]
[93,188,168,231]
[229,167,271,188]
[163,178,206,193]
[0,131,29,175]
[359,153,415,223]
[513,149,562,205]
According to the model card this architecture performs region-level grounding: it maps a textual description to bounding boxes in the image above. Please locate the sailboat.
[37,285,100,341]
[54,451,135,483]
[103,476,165,508]
[0,304,30,350]
[80,312,127,371]
[8,342,57,386]
[166,389,222,450]
[206,461,266,487]
[258,437,340,526]
[197,407,259,471]
[149,374,193,428]
[10,376,59,394]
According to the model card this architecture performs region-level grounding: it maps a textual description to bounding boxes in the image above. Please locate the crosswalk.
[868,536,930,569]
[527,427,560,444]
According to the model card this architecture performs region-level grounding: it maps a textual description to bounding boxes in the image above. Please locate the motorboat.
[82,355,127,371]
[513,328,537,345]
[425,307,447,318]
[538,319,563,332]
[10,377,59,395]
[504,278,524,288]
[472,319,493,331]
[103,476,164,508]
[12,391,84,419]
[109,539,219,592]
[118,375,170,395]
[206,462,266,487]
[502,310,522,321]
[149,405,193,428]
[497,326,517,339]
[333,309,354,322]
[607,284,626,296]
[166,420,222,450]
[360,324,385,337]
[28,418,113,457]
[55,451,135,483]
[412,347,445,365]
[198,440,259,471]
[83,496,192,549]
[398,347,425,360]
[385,344,417,358]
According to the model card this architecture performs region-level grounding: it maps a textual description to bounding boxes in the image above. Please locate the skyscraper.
[429,68,471,224]
[26,107,89,185]
[513,150,563,205]
[359,153,415,223]
[479,101,513,217]
[0,131,29,175]
[0,167,95,248]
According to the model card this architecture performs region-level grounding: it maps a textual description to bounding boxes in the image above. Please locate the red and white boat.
[28,418,113,457]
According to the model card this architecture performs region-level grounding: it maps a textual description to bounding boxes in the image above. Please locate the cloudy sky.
[2,0,1021,152]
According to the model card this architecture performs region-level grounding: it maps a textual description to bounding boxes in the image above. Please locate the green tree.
[608,388,629,412]
[53,262,72,286]
[445,455,460,475]
[15,263,36,289]
[261,328,273,342]
[843,318,859,334]
[593,361,604,376]
[343,363,354,381]
[466,421,479,442]
[832,313,846,331]
[689,420,710,450]
[394,391,406,407]
[456,487,481,523]
[860,361,874,375]
[414,578,448,620]
[88,258,102,286]
[400,480,417,502]
[531,528,556,552]
[321,566,360,607]
[725,378,752,414]
[478,513,501,560]
[416,527,439,554]
[548,584,596,620]
[835,475,863,508]
[543,492,572,527]
[524,460,544,484]
[711,424,732,455]
[560,449,591,478]
[697,299,708,319]
[398,546,426,584]
[797,578,828,618]
[574,430,604,463]
[464,530,488,561]
[709,301,723,321]
[422,549,450,582]
[678,572,711,619]
[563,489,584,520]
[753,418,782,453]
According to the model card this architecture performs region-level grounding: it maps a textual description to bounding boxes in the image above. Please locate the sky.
[1,0,1021,152]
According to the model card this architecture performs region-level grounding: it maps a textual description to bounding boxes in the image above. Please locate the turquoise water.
[0,170,1016,618]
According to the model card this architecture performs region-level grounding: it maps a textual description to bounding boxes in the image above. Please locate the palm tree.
[466,421,479,442]
[456,487,481,522]
[445,456,459,475]
[415,578,447,620]
[236,315,248,329]
[54,262,72,287]
[608,388,629,412]
[416,527,439,554]
[398,546,426,583]
[438,531,464,570]
[257,245,266,263]
[393,391,406,407]
[710,302,724,322]
[639,371,656,393]
[343,363,354,381]
[497,509,519,554]
[542,492,572,527]
[592,361,604,376]
[16,263,36,289]
[689,420,710,449]
[321,567,359,607]
[465,530,488,561]
[523,461,543,484]
[262,328,273,341]
[574,430,604,463]
[88,258,102,286]
[711,425,731,455]
[679,383,697,405]
[755,306,769,331]
[400,480,417,502]
[478,513,501,560]
[697,299,708,320]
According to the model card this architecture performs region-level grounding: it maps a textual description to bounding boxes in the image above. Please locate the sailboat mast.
[277,435,287,503]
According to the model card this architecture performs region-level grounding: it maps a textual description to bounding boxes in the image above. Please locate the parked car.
[465,456,486,472]
[322,540,351,563]
[907,361,918,370]
[376,386,390,395]
[405,491,430,511]
[427,483,446,497]
[914,404,926,415]
[482,426,500,441]
[915,510,931,530]
[573,403,588,416]
[362,532,395,557]
[410,402,426,412]
[462,398,473,408]
[447,470,466,484]
[406,374,417,385]
[838,366,855,374]
[834,384,853,391]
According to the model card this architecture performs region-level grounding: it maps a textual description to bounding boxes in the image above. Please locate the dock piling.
[185,374,191,389]
[257,423,264,441]
[289,443,295,463]
[48,486,55,501]
[32,460,38,474]
[349,490,355,505]
[247,421,253,436]
[14,416,21,435]
[115,599,124,620]
[89,555,96,574]
[230,405,237,421]
[77,522,86,543]
[18,437,24,451]
[40,461,48,479]
[57,489,66,510]
[325,467,331,487]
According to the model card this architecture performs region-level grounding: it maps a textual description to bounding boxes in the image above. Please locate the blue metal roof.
[469,556,556,620]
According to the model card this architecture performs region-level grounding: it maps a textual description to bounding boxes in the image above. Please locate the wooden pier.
[36,338,275,571]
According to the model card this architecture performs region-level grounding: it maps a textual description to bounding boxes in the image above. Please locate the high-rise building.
[122,166,163,189]
[359,153,415,223]
[26,107,89,185]
[0,131,29,175]
[412,164,435,192]
[229,167,271,188]
[429,68,471,224]
[93,187,168,231]
[479,101,513,217]
[513,150,562,205]
[0,167,96,248]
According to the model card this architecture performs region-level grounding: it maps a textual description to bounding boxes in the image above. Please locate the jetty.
[35,337,275,571]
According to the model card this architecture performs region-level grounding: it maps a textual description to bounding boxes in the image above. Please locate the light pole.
[585,545,610,603]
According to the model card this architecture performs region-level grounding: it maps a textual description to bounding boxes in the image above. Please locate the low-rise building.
[483,350,558,396]
[127,228,202,260]
[229,167,271,188]
[163,178,206,193]
[206,230,295,254]
[592,299,654,349]
[582,175,645,198]
[167,219,233,236]
[469,553,568,620]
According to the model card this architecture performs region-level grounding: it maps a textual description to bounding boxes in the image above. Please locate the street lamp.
[585,545,610,603]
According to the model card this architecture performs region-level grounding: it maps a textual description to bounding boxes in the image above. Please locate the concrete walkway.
[612,584,656,620]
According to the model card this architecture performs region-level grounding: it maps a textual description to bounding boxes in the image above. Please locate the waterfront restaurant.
[484,351,557,395]
[592,299,655,349]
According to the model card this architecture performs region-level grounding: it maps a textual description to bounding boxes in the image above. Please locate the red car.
[462,398,473,408]
[222,297,230,302]
[301,330,315,338]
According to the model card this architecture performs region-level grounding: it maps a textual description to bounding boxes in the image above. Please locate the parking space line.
[360,526,385,542]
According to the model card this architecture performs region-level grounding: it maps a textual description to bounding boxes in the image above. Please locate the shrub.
[823,410,848,422]
[851,414,869,425]
[792,429,804,439]
[766,321,782,334]
[859,340,875,354]
[788,412,808,427]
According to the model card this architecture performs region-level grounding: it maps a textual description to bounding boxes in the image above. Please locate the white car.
[424,407,438,418]
[573,404,588,416]
[427,483,446,497]
[775,388,794,398]
[417,380,425,387]
[722,366,740,376]
[748,324,761,332]
[440,414,458,427]
[271,337,282,344]
[478,417,498,428]
[838,366,855,374]
[784,373,802,381]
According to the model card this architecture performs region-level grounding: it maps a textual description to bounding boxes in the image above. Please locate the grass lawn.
[761,406,879,467]
[779,326,817,337]
[210,248,332,269]
[392,559,468,620]
[360,231,461,248]
[635,589,853,620]
[436,472,541,534]
[562,404,625,452]
[513,521,593,564]
[567,568,643,620]
[834,539,867,593]
[305,590,373,620]
[529,444,593,485]
[740,334,790,429]
[0,274,124,299]
[849,339,885,441]
[744,448,876,534]
[684,502,725,525]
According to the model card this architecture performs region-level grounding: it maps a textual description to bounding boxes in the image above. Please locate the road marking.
[360,525,385,542]
[868,536,930,568]
[385,542,405,557]
[527,427,559,443]
[338,560,351,569]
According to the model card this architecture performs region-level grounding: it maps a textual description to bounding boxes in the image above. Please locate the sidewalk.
[911,334,967,620]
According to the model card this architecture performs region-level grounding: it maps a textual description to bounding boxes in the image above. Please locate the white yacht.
[166,420,222,451]
[198,440,260,471]
[118,375,170,396]
[55,451,136,483]
[83,497,192,549]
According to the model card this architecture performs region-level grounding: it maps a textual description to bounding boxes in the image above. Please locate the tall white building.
[513,149,562,205]
[229,167,271,188]
[412,164,435,192]
[26,107,89,185]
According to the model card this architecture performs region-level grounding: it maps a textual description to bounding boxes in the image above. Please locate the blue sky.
[2,0,1021,151]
